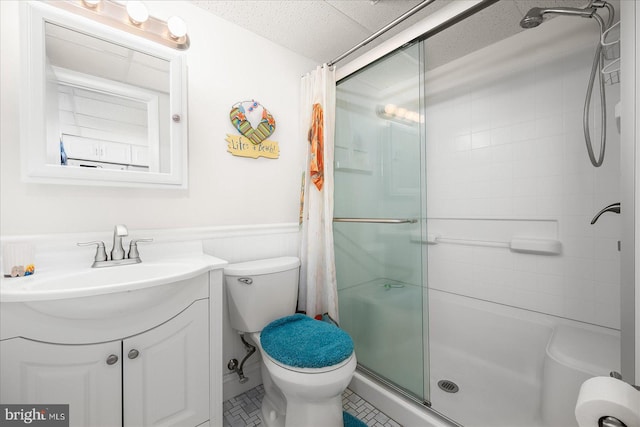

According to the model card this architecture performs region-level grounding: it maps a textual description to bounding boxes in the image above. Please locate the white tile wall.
[425,18,621,329]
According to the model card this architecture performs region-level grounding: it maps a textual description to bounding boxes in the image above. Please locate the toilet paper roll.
[575,376,640,427]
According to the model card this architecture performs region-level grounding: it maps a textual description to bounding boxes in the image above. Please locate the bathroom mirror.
[20,2,188,188]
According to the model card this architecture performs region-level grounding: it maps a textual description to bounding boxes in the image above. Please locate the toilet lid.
[260,314,354,369]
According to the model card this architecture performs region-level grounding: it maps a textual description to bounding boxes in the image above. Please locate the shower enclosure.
[334,1,623,426]
[334,42,428,402]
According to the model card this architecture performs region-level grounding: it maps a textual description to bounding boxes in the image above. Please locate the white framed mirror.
[20,1,188,188]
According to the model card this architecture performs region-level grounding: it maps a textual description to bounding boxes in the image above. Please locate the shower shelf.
[601,21,620,85]
[424,234,562,255]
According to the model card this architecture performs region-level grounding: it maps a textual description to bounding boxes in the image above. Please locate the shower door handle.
[333,217,418,224]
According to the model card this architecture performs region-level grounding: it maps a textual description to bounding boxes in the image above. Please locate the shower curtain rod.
[327,0,437,67]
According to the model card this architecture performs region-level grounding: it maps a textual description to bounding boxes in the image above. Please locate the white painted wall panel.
[0,1,316,235]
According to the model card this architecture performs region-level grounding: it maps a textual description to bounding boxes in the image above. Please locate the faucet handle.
[77,241,108,262]
[590,202,621,224]
[128,239,153,260]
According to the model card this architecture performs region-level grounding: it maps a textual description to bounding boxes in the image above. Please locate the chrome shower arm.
[537,7,596,19]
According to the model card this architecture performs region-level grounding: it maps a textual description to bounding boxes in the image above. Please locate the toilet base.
[258,353,287,427]
[283,395,344,427]
[261,392,285,427]
[260,390,344,427]
[260,355,356,427]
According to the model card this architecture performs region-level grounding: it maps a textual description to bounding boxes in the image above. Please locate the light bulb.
[384,104,397,115]
[126,1,149,25]
[395,108,407,118]
[82,0,101,8]
[406,111,419,122]
[167,16,187,39]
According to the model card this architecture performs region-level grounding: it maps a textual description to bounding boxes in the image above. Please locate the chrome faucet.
[111,224,128,261]
[78,224,153,268]
[591,202,621,224]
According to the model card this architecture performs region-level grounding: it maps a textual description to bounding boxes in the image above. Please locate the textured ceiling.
[190,0,595,67]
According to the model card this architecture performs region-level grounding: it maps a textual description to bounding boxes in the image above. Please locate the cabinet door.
[100,141,131,164]
[123,301,209,427]
[0,338,122,427]
[63,135,101,161]
[130,145,150,167]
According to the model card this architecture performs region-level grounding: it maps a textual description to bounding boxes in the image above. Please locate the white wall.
[425,17,621,329]
[0,1,316,236]
[0,0,316,401]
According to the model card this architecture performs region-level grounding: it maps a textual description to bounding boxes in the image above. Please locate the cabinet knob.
[128,349,140,359]
[106,354,119,365]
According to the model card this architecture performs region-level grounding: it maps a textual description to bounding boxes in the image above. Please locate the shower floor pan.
[341,282,618,427]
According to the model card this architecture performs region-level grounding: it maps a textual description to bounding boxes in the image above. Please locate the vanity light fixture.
[50,0,190,50]
[376,104,422,125]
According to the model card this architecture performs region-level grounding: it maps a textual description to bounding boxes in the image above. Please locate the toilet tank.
[224,257,300,333]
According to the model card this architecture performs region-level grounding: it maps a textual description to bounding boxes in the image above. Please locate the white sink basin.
[0,256,217,303]
[0,255,227,322]
[0,250,227,342]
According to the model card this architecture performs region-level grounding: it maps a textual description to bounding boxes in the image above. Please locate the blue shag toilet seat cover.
[260,314,354,369]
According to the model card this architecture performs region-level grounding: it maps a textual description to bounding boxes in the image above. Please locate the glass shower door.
[334,42,428,402]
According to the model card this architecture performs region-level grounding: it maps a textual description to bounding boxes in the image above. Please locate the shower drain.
[437,379,459,393]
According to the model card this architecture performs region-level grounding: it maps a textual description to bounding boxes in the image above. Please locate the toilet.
[224,257,357,427]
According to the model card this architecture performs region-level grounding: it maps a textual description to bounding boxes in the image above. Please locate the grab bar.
[333,217,418,224]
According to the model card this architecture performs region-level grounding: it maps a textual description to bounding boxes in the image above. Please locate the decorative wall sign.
[227,100,279,159]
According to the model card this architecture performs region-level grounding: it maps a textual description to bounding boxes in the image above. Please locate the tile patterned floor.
[223,385,402,427]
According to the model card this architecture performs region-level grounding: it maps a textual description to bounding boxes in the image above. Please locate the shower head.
[519,6,596,29]
[520,7,544,29]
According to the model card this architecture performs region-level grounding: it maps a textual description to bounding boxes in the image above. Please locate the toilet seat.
[264,349,355,374]
[250,331,355,374]
[259,314,354,370]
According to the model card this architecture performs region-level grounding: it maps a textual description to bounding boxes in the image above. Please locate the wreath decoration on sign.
[229,100,276,145]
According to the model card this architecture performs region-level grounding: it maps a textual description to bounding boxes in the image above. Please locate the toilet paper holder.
[599,415,626,427]
[599,371,640,427]
[610,370,640,391]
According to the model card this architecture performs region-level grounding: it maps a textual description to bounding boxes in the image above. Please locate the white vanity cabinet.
[0,300,209,427]
[64,135,133,165]
[0,259,226,427]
